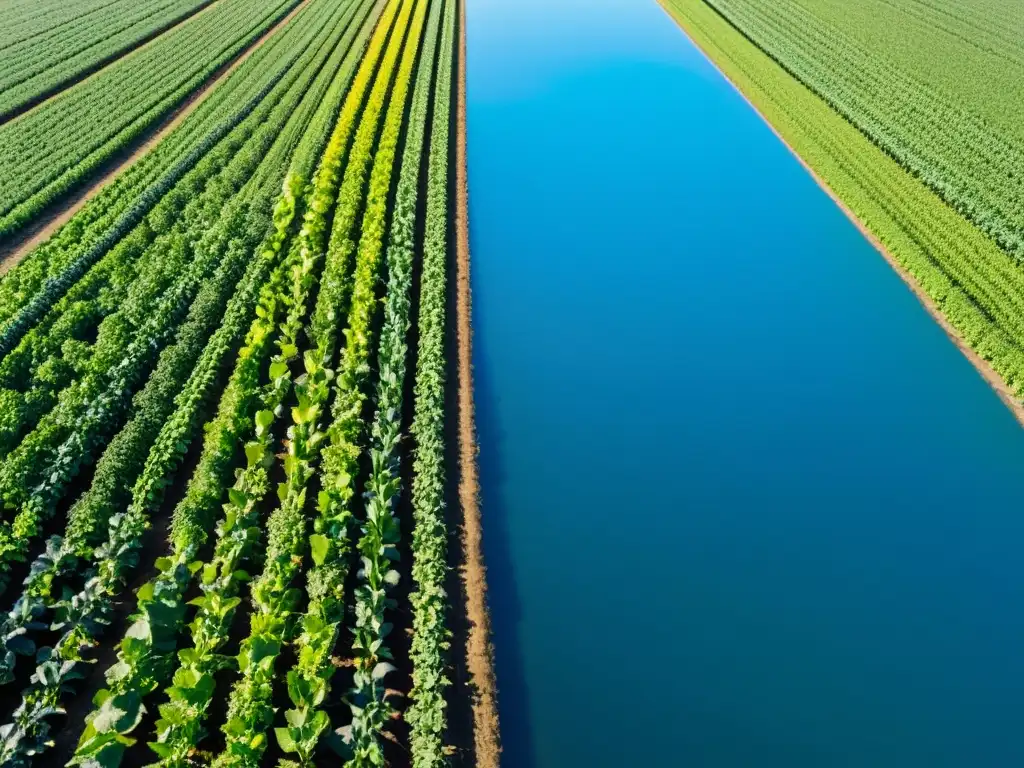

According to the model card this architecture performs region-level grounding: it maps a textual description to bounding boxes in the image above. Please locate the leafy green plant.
[405,1,457,762]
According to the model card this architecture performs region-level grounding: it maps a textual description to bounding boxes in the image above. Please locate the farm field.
[0,0,216,121]
[0,0,302,243]
[660,0,1024,417]
[0,0,496,765]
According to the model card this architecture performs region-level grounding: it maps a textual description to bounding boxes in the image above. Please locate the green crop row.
[0,0,121,52]
[275,0,440,764]
[406,0,456,762]
[0,0,332,327]
[216,0,419,764]
[0,0,342,365]
[326,0,433,764]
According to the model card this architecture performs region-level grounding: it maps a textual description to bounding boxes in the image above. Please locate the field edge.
[656,0,1024,428]
[454,0,503,762]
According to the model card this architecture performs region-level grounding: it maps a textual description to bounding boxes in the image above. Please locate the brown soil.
[656,0,1024,429]
[0,0,311,275]
[454,0,502,765]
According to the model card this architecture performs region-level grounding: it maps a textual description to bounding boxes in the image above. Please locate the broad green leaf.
[275,728,297,753]
[309,534,330,567]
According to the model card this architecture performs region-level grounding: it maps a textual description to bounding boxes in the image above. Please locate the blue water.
[465,0,1024,765]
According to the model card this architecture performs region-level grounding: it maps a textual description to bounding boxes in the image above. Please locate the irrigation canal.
[465,0,1024,764]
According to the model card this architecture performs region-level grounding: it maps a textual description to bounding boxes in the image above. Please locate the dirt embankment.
[0,0,310,275]
[656,0,1024,429]
[454,0,502,764]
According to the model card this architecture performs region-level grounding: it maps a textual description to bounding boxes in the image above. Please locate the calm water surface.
[465,0,1024,765]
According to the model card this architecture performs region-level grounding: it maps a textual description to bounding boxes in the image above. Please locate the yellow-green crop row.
[407,0,456,761]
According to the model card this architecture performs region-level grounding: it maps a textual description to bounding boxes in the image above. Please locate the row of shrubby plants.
[0,0,216,120]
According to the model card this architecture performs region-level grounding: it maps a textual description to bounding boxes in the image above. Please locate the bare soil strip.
[0,0,310,275]
[656,0,1024,428]
[454,0,502,764]
[0,0,220,126]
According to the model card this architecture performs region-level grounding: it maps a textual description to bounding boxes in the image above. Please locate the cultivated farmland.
[0,0,215,120]
[0,0,494,765]
[662,0,1024,412]
[0,0,301,240]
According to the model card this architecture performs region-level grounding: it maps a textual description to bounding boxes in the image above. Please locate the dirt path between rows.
[0,0,310,274]
[454,0,501,764]
[656,0,1024,429]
